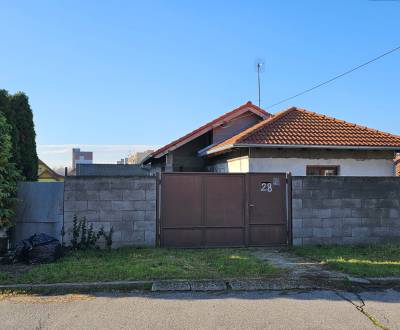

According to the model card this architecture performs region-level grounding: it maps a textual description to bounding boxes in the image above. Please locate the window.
[306,165,339,176]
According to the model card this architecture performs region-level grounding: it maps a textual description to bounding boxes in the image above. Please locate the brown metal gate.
[159,173,291,247]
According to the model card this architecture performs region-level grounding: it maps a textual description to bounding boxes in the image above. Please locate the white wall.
[249,158,395,176]
[212,156,249,173]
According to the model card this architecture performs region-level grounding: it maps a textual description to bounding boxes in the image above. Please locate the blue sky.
[1,1,399,166]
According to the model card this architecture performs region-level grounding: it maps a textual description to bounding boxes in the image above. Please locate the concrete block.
[145,211,156,222]
[133,181,155,190]
[100,210,122,221]
[381,218,400,227]
[341,199,362,208]
[292,189,312,199]
[321,218,339,228]
[292,199,302,210]
[112,201,135,211]
[371,227,391,237]
[121,210,145,221]
[361,218,380,227]
[145,189,157,201]
[113,221,134,232]
[313,228,332,238]
[84,179,110,190]
[144,230,156,246]
[121,228,135,241]
[123,190,145,201]
[91,221,111,232]
[322,199,341,208]
[311,189,332,199]
[64,201,87,212]
[145,200,156,211]
[64,180,85,191]
[132,230,145,243]
[65,190,99,201]
[112,230,123,242]
[299,228,313,238]
[88,201,112,211]
[302,218,323,228]
[389,208,399,219]
[312,208,331,219]
[363,199,399,209]
[291,179,303,190]
[100,190,123,201]
[294,208,313,218]
[292,238,303,246]
[331,208,352,218]
[292,218,302,229]
[134,221,156,231]
[332,190,352,199]
[351,227,370,238]
[110,179,131,190]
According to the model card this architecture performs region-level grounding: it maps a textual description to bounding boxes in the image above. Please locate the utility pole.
[256,60,264,108]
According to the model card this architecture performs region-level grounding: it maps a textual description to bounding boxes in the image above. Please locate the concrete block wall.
[64,176,157,248]
[292,177,400,246]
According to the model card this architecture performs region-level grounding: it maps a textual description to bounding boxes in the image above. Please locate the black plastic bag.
[14,233,62,264]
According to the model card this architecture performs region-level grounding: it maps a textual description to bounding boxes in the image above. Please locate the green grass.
[0,247,279,285]
[292,244,400,277]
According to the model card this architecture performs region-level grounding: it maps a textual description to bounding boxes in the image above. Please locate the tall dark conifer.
[11,92,38,181]
[0,89,19,165]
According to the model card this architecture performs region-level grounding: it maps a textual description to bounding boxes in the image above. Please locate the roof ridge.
[144,101,272,161]
[215,106,297,146]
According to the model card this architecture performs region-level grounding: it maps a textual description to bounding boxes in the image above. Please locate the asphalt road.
[1,289,399,329]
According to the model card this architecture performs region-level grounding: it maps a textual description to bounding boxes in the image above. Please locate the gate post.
[156,172,161,247]
[286,172,293,246]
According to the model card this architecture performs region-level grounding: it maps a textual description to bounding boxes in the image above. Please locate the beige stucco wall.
[212,156,249,173]
[249,157,395,176]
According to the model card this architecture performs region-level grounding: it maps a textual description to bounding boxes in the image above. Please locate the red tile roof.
[144,102,271,162]
[205,107,400,155]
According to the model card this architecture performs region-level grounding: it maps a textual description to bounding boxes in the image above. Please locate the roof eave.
[201,143,400,157]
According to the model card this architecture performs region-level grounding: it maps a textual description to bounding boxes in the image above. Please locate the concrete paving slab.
[152,280,190,292]
[189,280,227,291]
[229,279,312,291]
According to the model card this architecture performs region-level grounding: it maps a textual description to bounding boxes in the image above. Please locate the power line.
[265,45,400,110]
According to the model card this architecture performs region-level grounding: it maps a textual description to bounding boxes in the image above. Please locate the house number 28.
[261,182,273,192]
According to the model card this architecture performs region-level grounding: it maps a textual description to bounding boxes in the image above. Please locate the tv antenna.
[255,59,265,107]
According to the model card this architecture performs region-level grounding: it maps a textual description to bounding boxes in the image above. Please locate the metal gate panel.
[204,175,245,227]
[160,172,290,248]
[248,173,287,246]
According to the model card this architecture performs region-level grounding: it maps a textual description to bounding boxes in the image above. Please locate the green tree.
[0,89,19,165]
[11,92,38,181]
[0,112,21,229]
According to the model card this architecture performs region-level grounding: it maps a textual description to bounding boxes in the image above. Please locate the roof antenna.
[255,59,265,108]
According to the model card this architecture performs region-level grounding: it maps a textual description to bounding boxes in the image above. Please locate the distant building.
[75,163,150,176]
[72,148,93,169]
[117,158,129,165]
[128,150,154,164]
[38,159,64,182]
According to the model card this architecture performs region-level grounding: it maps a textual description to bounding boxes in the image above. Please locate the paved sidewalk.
[251,248,370,284]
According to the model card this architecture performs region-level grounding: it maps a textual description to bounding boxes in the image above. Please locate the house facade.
[144,103,400,176]
[38,159,64,182]
[143,102,271,173]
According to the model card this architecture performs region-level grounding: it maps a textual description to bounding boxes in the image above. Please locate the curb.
[0,280,153,293]
[1,277,399,294]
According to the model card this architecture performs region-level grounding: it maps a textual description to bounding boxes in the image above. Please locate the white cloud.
[37,144,159,168]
